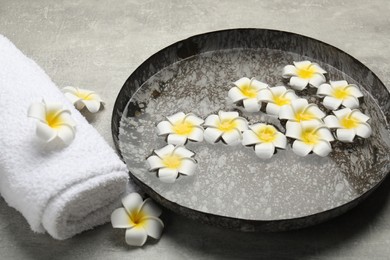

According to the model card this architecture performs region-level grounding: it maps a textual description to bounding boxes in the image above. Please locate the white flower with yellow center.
[286,120,334,157]
[242,123,287,159]
[323,108,372,142]
[203,111,248,145]
[228,77,272,112]
[261,86,298,117]
[147,144,197,183]
[27,100,76,145]
[156,112,204,145]
[111,193,164,247]
[282,61,327,90]
[62,86,105,113]
[279,98,326,122]
[317,80,364,110]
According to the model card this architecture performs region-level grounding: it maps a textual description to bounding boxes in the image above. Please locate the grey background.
[0,0,389,259]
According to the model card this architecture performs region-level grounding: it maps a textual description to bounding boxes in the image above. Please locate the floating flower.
[279,98,326,122]
[203,111,248,145]
[111,193,164,247]
[323,108,372,142]
[146,144,197,183]
[286,120,334,157]
[242,123,287,159]
[27,100,76,145]
[228,77,272,112]
[261,86,298,117]
[317,80,364,110]
[282,61,327,90]
[62,86,105,113]
[156,112,204,145]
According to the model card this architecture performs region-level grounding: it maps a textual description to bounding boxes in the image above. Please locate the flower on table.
[62,86,105,113]
[111,193,164,247]
[279,98,326,122]
[242,123,287,159]
[27,100,76,145]
[156,112,204,145]
[317,80,364,110]
[203,111,248,145]
[228,77,272,112]
[286,120,334,157]
[282,61,327,90]
[323,108,371,142]
[261,86,298,117]
[147,144,197,183]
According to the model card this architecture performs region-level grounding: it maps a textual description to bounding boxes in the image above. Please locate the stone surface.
[1,0,390,259]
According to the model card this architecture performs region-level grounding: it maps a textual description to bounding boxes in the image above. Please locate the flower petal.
[291,98,309,112]
[346,85,364,98]
[292,140,313,156]
[228,87,246,103]
[154,144,175,158]
[147,155,164,171]
[323,96,343,110]
[45,102,64,114]
[308,73,326,88]
[178,158,197,176]
[311,64,327,74]
[290,77,309,90]
[221,130,242,145]
[317,128,334,142]
[185,114,204,125]
[273,132,287,149]
[122,193,143,216]
[204,114,220,127]
[279,105,295,120]
[81,100,101,113]
[285,121,302,140]
[140,216,164,239]
[342,96,360,109]
[306,104,326,119]
[293,60,312,69]
[330,80,348,88]
[313,140,332,157]
[234,77,251,89]
[167,134,187,145]
[36,121,57,142]
[125,227,148,246]
[62,86,78,95]
[324,115,341,128]
[158,168,179,183]
[57,125,75,145]
[173,145,195,158]
[219,111,239,121]
[243,98,261,112]
[64,92,82,105]
[242,130,260,146]
[187,127,204,142]
[350,109,370,122]
[317,83,333,96]
[266,103,281,116]
[166,112,186,124]
[251,79,269,90]
[111,208,133,228]
[235,118,249,132]
[336,129,356,142]
[156,121,173,135]
[139,198,162,217]
[270,86,288,96]
[300,120,322,130]
[333,108,352,119]
[249,123,266,133]
[204,127,223,143]
[254,143,275,159]
[356,122,372,138]
[282,65,298,78]
[27,102,46,122]
[258,88,274,102]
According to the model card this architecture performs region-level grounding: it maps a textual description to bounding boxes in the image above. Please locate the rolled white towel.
[0,35,131,240]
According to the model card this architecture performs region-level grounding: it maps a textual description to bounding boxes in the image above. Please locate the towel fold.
[0,35,131,240]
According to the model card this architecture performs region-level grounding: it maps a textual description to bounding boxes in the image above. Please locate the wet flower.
[317,80,363,110]
[62,86,104,113]
[282,61,327,90]
[279,98,326,122]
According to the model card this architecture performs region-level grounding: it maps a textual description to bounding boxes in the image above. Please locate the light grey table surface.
[1,1,390,259]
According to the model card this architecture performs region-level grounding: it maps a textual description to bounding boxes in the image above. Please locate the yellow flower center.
[301,128,320,145]
[341,116,359,129]
[240,85,258,98]
[162,155,182,169]
[332,87,350,99]
[46,111,64,129]
[256,126,277,143]
[129,210,147,228]
[76,90,94,100]
[273,95,291,106]
[297,65,317,79]
[295,109,315,122]
[217,119,238,132]
[172,120,194,136]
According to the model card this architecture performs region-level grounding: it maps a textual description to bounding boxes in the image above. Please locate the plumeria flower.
[147,144,197,183]
[228,77,272,112]
[242,123,287,159]
[323,108,372,142]
[282,61,327,90]
[261,86,299,117]
[286,120,334,157]
[111,193,164,247]
[317,80,364,110]
[203,111,248,145]
[62,86,105,113]
[27,100,76,145]
[279,98,326,122]
[156,112,204,145]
